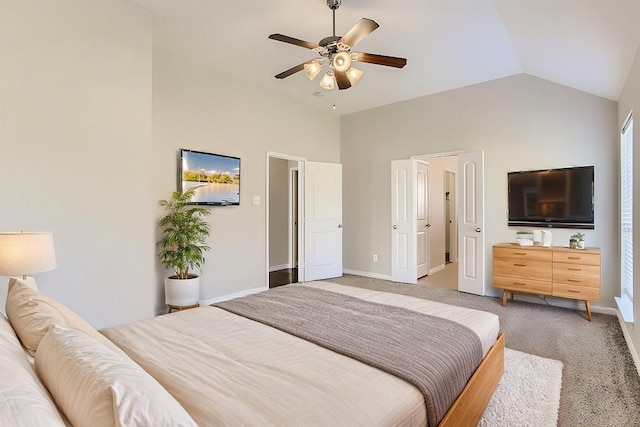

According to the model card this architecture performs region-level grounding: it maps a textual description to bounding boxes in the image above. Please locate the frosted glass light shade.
[304,62,323,80]
[320,71,335,90]
[346,67,363,85]
[332,52,351,72]
[0,232,57,276]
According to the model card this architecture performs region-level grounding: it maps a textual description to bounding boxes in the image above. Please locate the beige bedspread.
[102,282,499,427]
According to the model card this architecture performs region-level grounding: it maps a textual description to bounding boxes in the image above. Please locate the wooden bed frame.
[439,332,505,427]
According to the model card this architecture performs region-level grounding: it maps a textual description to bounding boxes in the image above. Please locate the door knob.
[338,224,343,228]
[426,224,431,228]
[475,227,481,232]
[393,225,397,229]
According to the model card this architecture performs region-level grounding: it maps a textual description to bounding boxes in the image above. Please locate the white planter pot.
[577,240,585,249]
[164,276,200,306]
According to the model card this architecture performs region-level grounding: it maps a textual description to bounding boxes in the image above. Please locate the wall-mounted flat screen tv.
[508,165,594,229]
[178,149,240,206]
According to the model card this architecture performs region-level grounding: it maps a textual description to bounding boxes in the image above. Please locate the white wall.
[152,49,340,309]
[0,0,154,328]
[0,0,339,328]
[618,46,640,367]
[341,74,619,308]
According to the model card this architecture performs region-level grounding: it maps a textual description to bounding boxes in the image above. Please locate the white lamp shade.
[0,232,57,276]
[346,67,363,85]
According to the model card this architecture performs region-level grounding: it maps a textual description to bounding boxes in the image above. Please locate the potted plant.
[570,232,585,249]
[157,188,211,307]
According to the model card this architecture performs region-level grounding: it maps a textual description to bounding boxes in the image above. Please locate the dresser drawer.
[553,264,600,288]
[553,283,600,300]
[493,258,552,282]
[493,247,552,262]
[553,251,600,266]
[493,276,552,295]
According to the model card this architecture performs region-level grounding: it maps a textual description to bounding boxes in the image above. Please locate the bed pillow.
[5,278,122,356]
[35,325,197,427]
[0,313,67,426]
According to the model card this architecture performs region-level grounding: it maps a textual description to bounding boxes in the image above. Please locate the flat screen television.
[507,166,594,229]
[178,149,240,206]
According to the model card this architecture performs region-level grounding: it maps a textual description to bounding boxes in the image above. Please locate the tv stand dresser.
[492,243,601,321]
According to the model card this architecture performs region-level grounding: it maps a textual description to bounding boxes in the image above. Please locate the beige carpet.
[326,274,640,427]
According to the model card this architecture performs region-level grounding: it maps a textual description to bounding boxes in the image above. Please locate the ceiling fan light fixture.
[332,51,351,72]
[320,71,335,90]
[304,61,323,81]
[346,67,363,85]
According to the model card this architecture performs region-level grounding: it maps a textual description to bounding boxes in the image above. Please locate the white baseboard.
[200,286,267,306]
[342,269,392,281]
[429,264,445,275]
[616,311,640,377]
[269,264,290,273]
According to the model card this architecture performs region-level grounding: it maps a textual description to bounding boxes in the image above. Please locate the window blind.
[621,115,633,299]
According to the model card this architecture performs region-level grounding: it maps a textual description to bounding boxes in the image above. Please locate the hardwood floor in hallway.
[269,268,298,288]
[417,262,458,290]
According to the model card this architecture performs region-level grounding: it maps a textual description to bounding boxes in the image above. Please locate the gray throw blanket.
[214,285,483,427]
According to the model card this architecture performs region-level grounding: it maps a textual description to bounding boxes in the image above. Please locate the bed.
[2,278,503,427]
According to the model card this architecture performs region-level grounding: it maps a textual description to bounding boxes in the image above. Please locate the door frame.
[266,152,306,287]
[288,167,299,269]
[444,168,458,262]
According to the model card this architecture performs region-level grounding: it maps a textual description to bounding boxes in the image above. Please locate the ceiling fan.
[268,0,407,91]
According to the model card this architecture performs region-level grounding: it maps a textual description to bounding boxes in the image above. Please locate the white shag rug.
[479,348,563,427]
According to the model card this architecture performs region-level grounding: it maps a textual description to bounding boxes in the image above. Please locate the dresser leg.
[585,300,592,321]
[502,290,508,307]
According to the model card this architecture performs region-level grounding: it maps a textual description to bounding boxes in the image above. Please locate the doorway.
[392,151,485,295]
[267,155,302,288]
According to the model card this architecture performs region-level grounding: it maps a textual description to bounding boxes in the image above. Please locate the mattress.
[102,281,500,427]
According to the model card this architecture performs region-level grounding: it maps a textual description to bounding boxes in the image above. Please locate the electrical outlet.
[373,254,378,262]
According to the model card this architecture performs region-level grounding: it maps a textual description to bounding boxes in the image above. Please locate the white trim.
[342,269,393,281]
[269,264,290,273]
[428,264,446,275]
[615,295,634,323]
[616,310,640,377]
[200,286,267,306]
[411,150,464,159]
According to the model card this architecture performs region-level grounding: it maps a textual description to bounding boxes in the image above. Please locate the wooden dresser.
[492,243,601,321]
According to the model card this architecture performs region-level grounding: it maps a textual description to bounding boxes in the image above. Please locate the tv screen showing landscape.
[179,149,240,205]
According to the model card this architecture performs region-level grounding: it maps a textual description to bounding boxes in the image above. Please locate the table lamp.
[0,231,57,289]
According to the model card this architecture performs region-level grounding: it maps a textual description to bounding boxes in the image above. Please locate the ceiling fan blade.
[335,70,351,90]
[354,52,407,69]
[268,34,319,50]
[339,18,379,48]
[274,62,308,79]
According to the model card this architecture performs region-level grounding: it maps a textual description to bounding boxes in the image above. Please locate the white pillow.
[5,278,124,356]
[35,325,197,427]
[0,313,67,426]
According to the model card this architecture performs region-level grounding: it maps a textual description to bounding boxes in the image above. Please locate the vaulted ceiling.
[129,0,640,115]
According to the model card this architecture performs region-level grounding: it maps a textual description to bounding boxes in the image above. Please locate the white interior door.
[304,161,342,281]
[457,152,485,295]
[391,159,417,284]
[416,162,430,278]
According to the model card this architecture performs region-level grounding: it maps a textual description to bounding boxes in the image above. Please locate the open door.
[304,161,342,281]
[457,152,485,295]
[391,159,417,283]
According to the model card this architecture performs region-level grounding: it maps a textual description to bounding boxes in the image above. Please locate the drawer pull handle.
[568,289,581,293]
[514,263,526,267]
[513,252,526,255]
[568,279,581,283]
[568,268,581,271]
[513,282,526,286]
[568,256,581,260]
